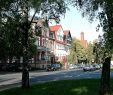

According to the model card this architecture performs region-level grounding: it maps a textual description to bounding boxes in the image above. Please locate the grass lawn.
[0,79,113,95]
[111,68,113,71]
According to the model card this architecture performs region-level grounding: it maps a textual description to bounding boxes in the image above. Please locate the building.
[63,30,72,68]
[80,32,88,48]
[32,18,55,69]
[31,18,72,69]
[50,25,72,69]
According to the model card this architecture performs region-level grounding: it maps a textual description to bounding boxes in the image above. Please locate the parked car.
[69,64,78,69]
[83,65,95,71]
[47,64,61,71]
[92,64,101,70]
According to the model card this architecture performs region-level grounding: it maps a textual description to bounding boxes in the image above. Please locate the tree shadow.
[0,79,100,95]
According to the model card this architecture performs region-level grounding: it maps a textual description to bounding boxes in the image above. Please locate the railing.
[37,46,50,51]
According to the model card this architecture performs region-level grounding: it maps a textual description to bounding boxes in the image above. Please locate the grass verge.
[0,79,113,95]
[111,68,113,71]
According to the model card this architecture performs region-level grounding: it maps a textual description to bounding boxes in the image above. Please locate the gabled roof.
[63,30,70,35]
[49,25,61,32]
[63,30,72,41]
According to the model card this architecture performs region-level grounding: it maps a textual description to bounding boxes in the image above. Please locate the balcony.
[37,46,50,51]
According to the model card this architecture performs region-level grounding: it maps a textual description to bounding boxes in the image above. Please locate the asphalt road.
[0,69,113,90]
[30,69,102,84]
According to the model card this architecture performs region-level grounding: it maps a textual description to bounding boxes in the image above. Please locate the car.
[69,64,78,69]
[83,66,91,71]
[47,64,61,71]
[92,64,101,70]
[69,65,75,69]
[83,65,95,71]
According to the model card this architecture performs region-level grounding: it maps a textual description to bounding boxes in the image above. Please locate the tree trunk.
[22,63,30,88]
[22,23,30,88]
[100,57,111,95]
[21,0,37,88]
[21,5,30,87]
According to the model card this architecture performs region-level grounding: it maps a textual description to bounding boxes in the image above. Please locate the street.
[0,69,113,89]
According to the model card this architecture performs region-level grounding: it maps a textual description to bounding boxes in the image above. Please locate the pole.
[46,38,48,69]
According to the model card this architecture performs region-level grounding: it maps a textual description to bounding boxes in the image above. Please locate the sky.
[59,6,103,42]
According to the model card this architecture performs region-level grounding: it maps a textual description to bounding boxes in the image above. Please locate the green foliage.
[75,39,86,62]
[68,38,76,64]
[0,0,68,62]
[93,41,103,63]
[68,38,87,64]
[30,0,67,23]
[86,42,95,63]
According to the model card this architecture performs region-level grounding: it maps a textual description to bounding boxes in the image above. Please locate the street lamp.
[45,38,48,69]
[45,17,49,69]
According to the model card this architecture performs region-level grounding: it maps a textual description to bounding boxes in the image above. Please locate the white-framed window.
[37,37,40,46]
[42,38,46,46]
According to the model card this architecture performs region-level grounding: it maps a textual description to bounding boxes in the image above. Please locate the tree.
[0,0,68,88]
[0,0,17,62]
[21,0,67,88]
[0,0,37,64]
[75,39,87,63]
[93,41,100,64]
[68,38,76,64]
[69,0,113,94]
[86,42,94,63]
[68,38,87,64]
[94,35,111,95]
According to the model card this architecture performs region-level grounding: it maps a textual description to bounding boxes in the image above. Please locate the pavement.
[0,70,46,91]
[0,82,20,91]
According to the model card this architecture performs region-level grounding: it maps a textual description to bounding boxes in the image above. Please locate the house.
[63,30,72,68]
[50,25,72,69]
[32,18,55,69]
[63,30,72,53]
[31,18,72,69]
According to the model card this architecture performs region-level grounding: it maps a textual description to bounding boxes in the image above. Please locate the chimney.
[81,32,84,41]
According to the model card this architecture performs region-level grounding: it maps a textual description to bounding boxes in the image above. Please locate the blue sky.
[60,6,102,42]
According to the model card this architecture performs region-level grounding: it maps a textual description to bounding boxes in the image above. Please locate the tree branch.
[29,9,38,27]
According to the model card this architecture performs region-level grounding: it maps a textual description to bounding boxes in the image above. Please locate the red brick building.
[80,32,88,48]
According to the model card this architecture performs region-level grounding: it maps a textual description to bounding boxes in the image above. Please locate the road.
[30,69,102,84]
[0,69,113,90]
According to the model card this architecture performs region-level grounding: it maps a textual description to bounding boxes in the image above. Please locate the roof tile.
[49,25,61,31]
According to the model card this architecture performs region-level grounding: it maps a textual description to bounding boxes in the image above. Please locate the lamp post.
[45,17,49,69]
[45,38,48,69]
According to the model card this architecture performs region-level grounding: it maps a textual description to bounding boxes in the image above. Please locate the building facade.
[50,25,72,69]
[31,18,55,69]
[31,18,72,69]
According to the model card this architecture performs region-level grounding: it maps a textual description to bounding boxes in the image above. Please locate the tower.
[80,32,88,48]
[81,32,84,41]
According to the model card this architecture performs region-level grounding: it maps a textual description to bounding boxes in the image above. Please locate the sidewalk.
[0,69,70,91]
[0,82,20,91]
[0,70,47,91]
[0,69,45,75]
